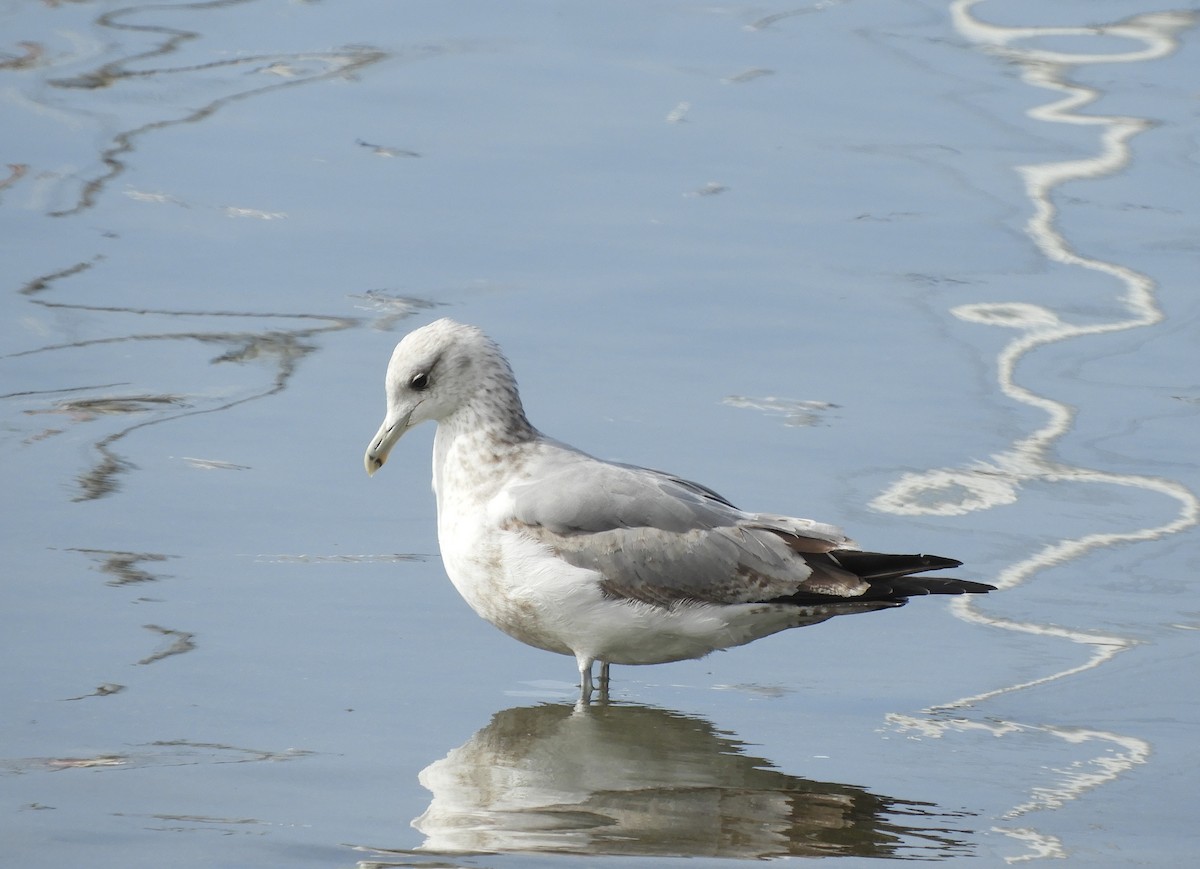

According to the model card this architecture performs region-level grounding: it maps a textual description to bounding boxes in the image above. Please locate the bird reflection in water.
[354,702,976,861]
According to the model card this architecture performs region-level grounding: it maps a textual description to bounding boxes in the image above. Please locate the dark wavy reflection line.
[9,296,357,499]
[6,323,351,361]
[1,382,129,400]
[24,298,363,321]
[10,264,438,501]
[18,257,103,296]
[49,47,387,217]
[68,547,175,586]
[40,0,389,216]
[2,739,313,776]
[65,326,341,502]
[352,702,977,861]
[50,0,256,91]
[137,623,196,665]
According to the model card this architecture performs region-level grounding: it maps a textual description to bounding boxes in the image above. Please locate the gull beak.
[364,411,411,476]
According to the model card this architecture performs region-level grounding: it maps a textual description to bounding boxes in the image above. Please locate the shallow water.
[3,0,1198,865]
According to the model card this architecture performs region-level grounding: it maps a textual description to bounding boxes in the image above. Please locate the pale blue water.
[3,1,1198,865]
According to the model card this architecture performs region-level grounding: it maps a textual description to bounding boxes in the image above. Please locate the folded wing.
[502,448,993,607]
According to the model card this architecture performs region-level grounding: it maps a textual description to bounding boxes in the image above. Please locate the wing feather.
[502,449,855,605]
[498,445,991,608]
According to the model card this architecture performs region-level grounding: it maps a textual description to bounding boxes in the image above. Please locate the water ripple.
[872,2,1198,860]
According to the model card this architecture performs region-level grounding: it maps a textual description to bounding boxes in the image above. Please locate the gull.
[365,319,993,698]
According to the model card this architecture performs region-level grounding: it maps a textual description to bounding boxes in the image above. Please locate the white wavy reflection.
[873,2,1197,860]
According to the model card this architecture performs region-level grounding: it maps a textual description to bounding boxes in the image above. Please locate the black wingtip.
[830,550,963,581]
[921,554,964,571]
[903,577,996,595]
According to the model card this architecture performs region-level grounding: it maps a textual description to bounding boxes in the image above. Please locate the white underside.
[440,521,829,668]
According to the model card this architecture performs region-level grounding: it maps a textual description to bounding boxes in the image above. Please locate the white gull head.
[364,318,531,476]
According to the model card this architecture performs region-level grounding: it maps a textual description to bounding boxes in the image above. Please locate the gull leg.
[598,661,611,703]
[577,656,595,702]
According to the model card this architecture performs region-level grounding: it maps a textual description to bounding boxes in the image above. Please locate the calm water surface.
[3,1,1198,865]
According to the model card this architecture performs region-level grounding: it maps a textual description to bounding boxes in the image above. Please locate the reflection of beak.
[364,411,411,476]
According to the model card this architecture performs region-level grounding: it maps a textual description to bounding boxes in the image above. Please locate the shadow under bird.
[365,319,994,699]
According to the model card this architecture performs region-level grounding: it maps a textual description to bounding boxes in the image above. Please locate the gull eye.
[410,372,430,391]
